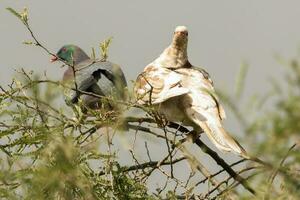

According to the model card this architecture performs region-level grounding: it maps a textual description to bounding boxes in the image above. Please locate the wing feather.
[182,89,248,157]
[134,64,189,104]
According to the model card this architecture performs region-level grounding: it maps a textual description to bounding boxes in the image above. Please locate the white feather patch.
[175,26,188,32]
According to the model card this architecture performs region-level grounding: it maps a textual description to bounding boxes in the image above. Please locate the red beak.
[50,55,58,62]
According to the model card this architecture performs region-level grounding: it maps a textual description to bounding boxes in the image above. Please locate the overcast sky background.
[1,0,300,194]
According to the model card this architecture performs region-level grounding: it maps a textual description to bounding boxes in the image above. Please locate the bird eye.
[61,48,67,52]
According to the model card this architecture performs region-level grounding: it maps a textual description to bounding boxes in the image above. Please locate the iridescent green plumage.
[56,44,90,66]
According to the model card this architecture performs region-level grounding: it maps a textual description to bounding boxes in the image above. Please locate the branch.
[268,143,297,185]
[194,138,256,195]
[98,157,186,176]
[167,122,256,195]
[195,158,246,187]
[204,166,260,199]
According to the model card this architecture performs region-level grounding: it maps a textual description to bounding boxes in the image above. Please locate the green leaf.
[100,37,113,61]
[91,47,96,60]
[21,7,29,23]
[6,7,22,20]
[235,62,248,100]
[23,41,33,45]
[6,7,29,24]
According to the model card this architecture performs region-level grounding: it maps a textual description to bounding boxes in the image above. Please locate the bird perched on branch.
[134,26,249,158]
[51,44,127,110]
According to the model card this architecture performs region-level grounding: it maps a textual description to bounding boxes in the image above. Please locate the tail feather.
[198,121,249,159]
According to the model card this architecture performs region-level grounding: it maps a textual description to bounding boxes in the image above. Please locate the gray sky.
[1,0,300,194]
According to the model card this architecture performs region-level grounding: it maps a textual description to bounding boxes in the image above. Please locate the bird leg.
[171,129,202,150]
[186,129,202,143]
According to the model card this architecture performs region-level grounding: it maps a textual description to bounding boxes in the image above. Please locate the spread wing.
[134,65,189,105]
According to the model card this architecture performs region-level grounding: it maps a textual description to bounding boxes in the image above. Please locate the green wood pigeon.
[51,44,127,110]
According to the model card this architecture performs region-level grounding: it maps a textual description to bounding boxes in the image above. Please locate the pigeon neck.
[156,43,188,69]
[171,37,188,51]
[170,42,188,60]
[73,51,90,66]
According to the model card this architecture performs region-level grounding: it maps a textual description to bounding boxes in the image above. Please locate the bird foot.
[186,130,201,143]
[171,130,201,149]
[171,138,186,149]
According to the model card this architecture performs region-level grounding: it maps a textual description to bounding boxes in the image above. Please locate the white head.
[175,26,188,33]
[172,26,188,48]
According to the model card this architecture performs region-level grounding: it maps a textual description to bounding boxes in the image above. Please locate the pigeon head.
[51,44,89,65]
[172,26,188,49]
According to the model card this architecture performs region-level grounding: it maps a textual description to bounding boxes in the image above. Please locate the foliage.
[100,37,113,61]
[0,71,153,200]
[217,58,300,199]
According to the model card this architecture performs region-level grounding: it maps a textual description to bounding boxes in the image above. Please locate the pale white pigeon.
[134,26,249,158]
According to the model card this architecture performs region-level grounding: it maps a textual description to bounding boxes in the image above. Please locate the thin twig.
[268,143,297,186]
